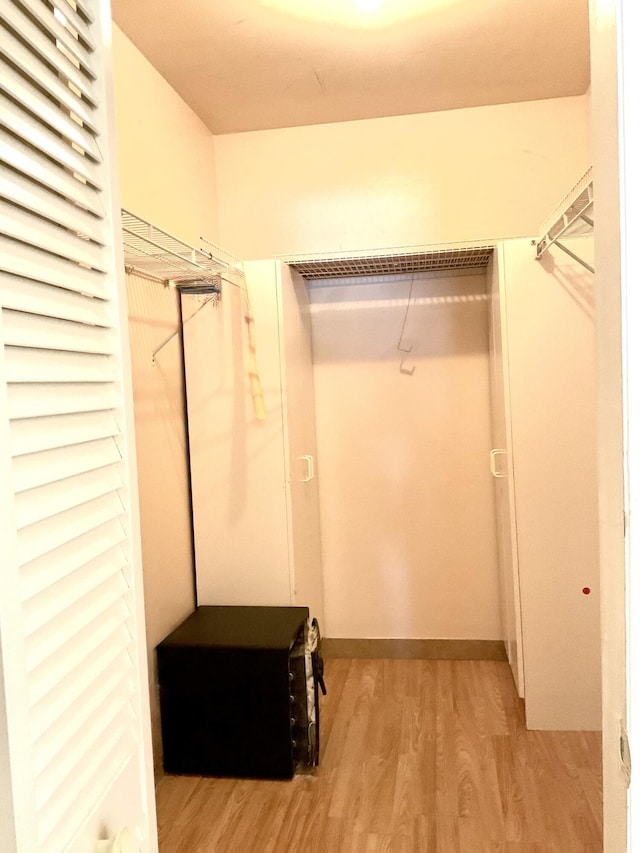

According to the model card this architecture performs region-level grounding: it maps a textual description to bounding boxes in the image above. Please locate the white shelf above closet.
[535,166,594,273]
[120,209,244,291]
[280,239,495,280]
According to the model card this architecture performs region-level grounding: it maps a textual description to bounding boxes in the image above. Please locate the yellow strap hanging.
[243,284,266,420]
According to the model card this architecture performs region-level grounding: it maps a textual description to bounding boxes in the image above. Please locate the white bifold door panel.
[0,1,157,850]
[277,264,324,622]
[183,261,324,623]
[488,246,525,698]
[499,237,600,730]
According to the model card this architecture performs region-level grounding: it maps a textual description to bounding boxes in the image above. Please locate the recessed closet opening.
[305,269,500,647]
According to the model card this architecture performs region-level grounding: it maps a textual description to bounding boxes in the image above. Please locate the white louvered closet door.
[0,1,157,851]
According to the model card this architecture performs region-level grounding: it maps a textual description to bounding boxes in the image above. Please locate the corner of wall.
[111,23,220,248]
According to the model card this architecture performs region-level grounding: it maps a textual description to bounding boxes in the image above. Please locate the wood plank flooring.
[155,659,602,852]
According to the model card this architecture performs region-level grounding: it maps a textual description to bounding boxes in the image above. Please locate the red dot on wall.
[582,587,591,595]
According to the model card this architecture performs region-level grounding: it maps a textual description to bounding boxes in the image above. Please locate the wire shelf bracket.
[120,210,245,363]
[121,209,244,289]
[535,167,594,273]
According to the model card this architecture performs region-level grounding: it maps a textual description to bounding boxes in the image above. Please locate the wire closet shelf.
[120,209,245,294]
[279,240,496,281]
[535,166,594,273]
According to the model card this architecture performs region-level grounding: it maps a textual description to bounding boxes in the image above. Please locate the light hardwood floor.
[155,659,602,852]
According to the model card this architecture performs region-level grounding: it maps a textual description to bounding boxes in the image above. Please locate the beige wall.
[310,273,501,640]
[214,95,591,259]
[113,26,219,246]
[125,275,195,770]
[112,27,221,771]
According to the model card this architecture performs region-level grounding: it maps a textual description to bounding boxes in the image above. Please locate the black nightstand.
[156,605,310,779]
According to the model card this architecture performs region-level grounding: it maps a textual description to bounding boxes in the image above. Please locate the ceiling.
[111,0,590,136]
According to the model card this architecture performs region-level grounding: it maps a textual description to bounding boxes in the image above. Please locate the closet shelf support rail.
[121,209,244,286]
[550,241,594,274]
[151,292,218,364]
[535,166,594,271]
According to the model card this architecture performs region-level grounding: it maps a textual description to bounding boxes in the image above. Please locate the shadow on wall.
[310,269,501,640]
[182,282,285,530]
[309,273,490,363]
[536,239,595,321]
[229,279,248,525]
[125,273,198,774]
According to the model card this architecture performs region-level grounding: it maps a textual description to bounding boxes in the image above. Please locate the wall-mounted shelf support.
[552,241,594,274]
[120,210,244,364]
[121,209,244,287]
[536,166,594,272]
[151,291,218,364]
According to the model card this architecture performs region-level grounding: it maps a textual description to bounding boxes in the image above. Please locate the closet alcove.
[122,168,599,734]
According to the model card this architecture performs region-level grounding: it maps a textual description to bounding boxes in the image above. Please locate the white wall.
[124,274,195,769]
[310,273,501,640]
[112,26,221,771]
[502,238,600,730]
[214,95,591,259]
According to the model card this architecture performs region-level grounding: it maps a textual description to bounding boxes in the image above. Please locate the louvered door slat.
[0,132,103,216]
[0,166,104,243]
[2,310,114,353]
[60,0,94,24]
[0,93,101,188]
[50,0,95,49]
[10,411,120,456]
[14,0,96,79]
[12,438,121,493]
[22,547,126,635]
[30,640,131,742]
[0,274,111,325]
[19,519,126,584]
[0,238,107,295]
[25,571,128,671]
[7,382,118,419]
[36,694,133,812]
[0,63,99,159]
[32,664,132,777]
[5,348,116,384]
[17,491,125,565]
[15,464,124,529]
[0,203,106,271]
[0,3,96,104]
[0,26,97,133]
[28,609,131,704]
[20,522,127,609]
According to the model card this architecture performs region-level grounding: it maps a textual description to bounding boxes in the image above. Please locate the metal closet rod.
[149,268,249,364]
[551,240,594,274]
[151,292,218,364]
